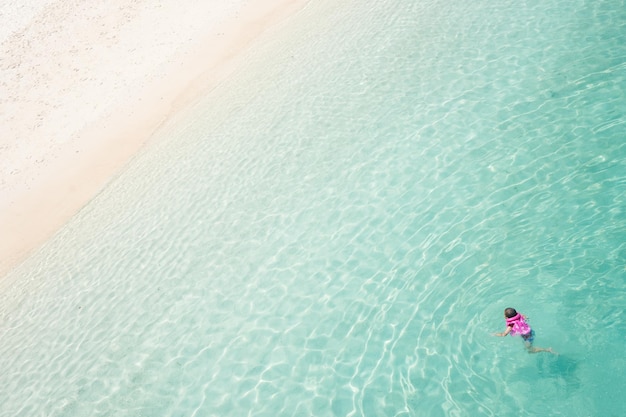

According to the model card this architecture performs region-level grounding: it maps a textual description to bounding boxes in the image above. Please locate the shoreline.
[0,0,310,278]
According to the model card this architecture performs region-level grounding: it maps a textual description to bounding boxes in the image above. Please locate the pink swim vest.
[505,313,531,336]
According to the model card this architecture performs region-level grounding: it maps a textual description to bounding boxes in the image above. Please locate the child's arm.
[493,327,512,337]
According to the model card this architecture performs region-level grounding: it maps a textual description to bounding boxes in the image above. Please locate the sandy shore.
[0,0,310,277]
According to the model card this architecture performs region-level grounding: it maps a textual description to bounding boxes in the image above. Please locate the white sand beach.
[0,0,309,277]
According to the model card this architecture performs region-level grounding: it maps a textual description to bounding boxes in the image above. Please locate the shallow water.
[1,0,625,416]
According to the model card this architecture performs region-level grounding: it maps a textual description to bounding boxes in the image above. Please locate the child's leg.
[524,341,555,354]
[528,346,554,353]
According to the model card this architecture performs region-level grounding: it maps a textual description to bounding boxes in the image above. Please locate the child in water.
[494,307,554,353]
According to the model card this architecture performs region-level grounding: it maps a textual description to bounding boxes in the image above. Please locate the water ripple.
[2,0,626,416]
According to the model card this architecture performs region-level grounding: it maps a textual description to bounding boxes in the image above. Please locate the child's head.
[504,307,517,318]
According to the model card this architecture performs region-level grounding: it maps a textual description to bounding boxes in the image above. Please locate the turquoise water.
[2,0,626,416]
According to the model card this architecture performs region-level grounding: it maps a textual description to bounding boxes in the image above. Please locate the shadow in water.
[512,354,581,396]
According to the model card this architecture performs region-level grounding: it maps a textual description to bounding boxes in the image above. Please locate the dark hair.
[504,308,517,318]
